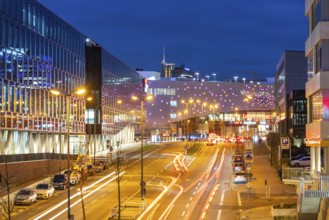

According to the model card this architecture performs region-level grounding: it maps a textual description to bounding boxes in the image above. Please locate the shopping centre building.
[144,79,276,142]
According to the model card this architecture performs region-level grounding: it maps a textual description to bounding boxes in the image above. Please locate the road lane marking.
[33,171,119,220]
[238,191,241,206]
[217,189,228,220]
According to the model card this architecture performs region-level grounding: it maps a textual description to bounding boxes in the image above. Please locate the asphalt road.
[7,141,267,220]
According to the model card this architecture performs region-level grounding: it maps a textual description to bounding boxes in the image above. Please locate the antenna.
[162,46,166,64]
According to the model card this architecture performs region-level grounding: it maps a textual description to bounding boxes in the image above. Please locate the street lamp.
[206,75,210,81]
[233,76,239,83]
[51,87,86,220]
[209,104,218,133]
[181,99,190,139]
[132,94,153,200]
[212,73,216,81]
[195,72,199,81]
[177,112,182,138]
[93,104,101,164]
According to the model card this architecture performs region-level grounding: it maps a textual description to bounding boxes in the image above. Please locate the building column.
[323,148,329,175]
[315,147,321,172]
[311,147,316,172]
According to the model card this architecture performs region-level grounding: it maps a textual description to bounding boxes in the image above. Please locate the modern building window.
[170,113,177,119]
[307,51,314,78]
[153,88,176,96]
[85,109,94,125]
[170,100,177,107]
[315,42,322,73]
[311,91,323,122]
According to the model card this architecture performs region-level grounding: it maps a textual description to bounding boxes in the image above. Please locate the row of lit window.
[0,0,86,56]
[0,112,85,133]
[150,88,176,96]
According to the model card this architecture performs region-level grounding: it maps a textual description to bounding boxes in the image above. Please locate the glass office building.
[0,0,141,161]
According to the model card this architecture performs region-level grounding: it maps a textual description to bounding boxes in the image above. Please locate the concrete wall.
[0,159,67,196]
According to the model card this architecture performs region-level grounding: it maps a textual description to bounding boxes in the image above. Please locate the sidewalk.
[238,141,297,219]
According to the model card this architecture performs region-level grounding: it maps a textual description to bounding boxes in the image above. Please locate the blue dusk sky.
[38,0,307,81]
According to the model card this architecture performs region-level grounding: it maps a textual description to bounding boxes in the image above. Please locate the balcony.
[298,175,329,218]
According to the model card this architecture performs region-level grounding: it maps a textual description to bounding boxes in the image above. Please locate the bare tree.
[78,168,86,220]
[0,155,19,220]
[113,142,129,219]
[72,156,89,220]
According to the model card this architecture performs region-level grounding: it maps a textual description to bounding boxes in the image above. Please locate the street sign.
[245,151,253,162]
[281,137,290,150]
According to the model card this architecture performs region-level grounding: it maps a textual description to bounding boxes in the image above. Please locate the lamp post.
[201,102,207,135]
[209,104,218,133]
[132,95,153,200]
[195,72,199,81]
[93,104,101,164]
[51,88,86,220]
[180,99,190,140]
[177,112,182,138]
[65,95,72,220]
[212,73,216,81]
[206,75,210,81]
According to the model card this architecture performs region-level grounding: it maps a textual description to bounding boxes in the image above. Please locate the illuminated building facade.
[145,80,275,140]
[0,0,141,163]
[305,0,329,174]
[0,0,86,159]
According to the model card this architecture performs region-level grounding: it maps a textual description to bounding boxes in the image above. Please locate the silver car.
[14,188,37,205]
[233,171,248,184]
[291,156,310,167]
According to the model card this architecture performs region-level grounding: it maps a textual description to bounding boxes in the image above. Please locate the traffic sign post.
[281,137,290,150]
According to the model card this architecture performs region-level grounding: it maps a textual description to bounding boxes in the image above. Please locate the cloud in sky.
[39,0,306,80]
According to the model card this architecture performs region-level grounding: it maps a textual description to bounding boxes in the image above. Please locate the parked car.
[14,188,37,205]
[99,161,110,170]
[291,153,310,161]
[233,171,248,184]
[291,156,310,167]
[87,164,96,176]
[233,152,243,157]
[52,174,68,190]
[70,171,81,185]
[93,162,105,173]
[232,156,244,163]
[35,183,55,199]
[233,163,245,173]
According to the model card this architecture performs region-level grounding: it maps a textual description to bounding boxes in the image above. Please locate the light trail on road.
[33,171,119,220]
[50,172,124,220]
